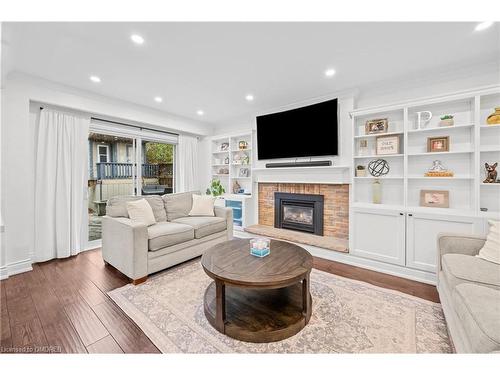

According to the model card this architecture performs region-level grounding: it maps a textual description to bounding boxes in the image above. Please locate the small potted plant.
[439,114,454,127]
[356,165,366,177]
[206,178,226,197]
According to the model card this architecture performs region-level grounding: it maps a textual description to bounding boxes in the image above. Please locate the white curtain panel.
[34,108,90,262]
[177,134,199,192]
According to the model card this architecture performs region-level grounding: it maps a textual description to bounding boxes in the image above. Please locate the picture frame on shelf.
[358,139,369,156]
[239,168,250,177]
[420,189,449,208]
[376,135,400,155]
[365,118,388,135]
[427,136,449,153]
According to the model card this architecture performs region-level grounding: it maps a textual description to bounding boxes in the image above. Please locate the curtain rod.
[91,116,179,136]
[39,106,178,137]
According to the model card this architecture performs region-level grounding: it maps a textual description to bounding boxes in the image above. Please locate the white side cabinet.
[215,194,254,231]
[351,207,484,274]
[405,212,483,273]
[351,207,406,266]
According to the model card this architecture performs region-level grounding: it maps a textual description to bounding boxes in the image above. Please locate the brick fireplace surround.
[257,183,349,240]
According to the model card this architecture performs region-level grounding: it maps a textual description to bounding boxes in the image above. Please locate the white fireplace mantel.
[252,165,351,184]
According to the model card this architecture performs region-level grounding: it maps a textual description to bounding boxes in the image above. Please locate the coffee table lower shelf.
[203,281,312,343]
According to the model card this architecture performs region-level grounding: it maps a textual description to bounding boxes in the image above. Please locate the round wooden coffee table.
[201,238,313,343]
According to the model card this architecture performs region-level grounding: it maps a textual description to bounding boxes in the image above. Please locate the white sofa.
[101,191,233,284]
[437,233,500,353]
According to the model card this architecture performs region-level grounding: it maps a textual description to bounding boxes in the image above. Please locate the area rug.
[108,260,452,353]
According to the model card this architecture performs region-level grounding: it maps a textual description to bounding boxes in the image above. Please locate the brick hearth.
[257,183,349,239]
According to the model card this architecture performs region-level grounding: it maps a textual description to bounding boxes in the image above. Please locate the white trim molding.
[0,258,33,280]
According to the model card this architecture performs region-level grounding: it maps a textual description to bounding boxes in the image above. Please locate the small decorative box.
[250,238,270,258]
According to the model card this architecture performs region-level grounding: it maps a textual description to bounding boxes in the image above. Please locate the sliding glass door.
[140,140,175,196]
[87,132,136,242]
[86,121,177,247]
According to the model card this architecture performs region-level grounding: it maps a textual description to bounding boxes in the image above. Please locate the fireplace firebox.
[274,192,324,235]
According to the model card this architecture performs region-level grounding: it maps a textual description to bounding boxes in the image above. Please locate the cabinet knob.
[408,213,413,217]
[399,212,404,216]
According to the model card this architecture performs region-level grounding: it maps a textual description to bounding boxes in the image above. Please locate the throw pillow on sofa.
[126,198,156,226]
[477,220,500,264]
[188,194,216,216]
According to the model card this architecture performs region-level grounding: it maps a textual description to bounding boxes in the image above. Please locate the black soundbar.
[265,160,332,168]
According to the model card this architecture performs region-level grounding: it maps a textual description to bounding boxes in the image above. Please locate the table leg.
[302,273,311,323]
[215,280,226,333]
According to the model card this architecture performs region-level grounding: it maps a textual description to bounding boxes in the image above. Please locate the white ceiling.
[2,22,499,125]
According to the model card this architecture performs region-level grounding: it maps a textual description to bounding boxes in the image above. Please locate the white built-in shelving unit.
[210,132,254,231]
[210,132,253,195]
[351,86,500,217]
[349,86,500,281]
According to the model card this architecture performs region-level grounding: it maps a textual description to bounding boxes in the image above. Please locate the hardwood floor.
[313,258,439,303]
[0,248,439,353]
[0,249,159,353]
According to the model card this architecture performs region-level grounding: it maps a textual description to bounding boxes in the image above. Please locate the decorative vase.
[487,107,500,125]
[372,179,382,204]
[439,119,454,127]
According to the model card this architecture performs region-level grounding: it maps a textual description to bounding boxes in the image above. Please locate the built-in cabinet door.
[351,208,406,266]
[406,212,483,273]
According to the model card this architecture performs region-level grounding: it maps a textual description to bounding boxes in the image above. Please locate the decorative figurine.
[238,140,248,150]
[425,160,454,177]
[368,159,390,177]
[241,153,250,165]
[232,180,241,194]
[487,107,500,125]
[233,153,242,164]
[483,162,498,183]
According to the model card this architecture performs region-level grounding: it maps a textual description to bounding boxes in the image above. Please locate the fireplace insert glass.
[274,192,324,236]
[283,205,314,225]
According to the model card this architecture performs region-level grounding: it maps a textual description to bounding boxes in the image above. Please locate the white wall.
[206,93,355,188]
[0,73,215,278]
[354,60,500,109]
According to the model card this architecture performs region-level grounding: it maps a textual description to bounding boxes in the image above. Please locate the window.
[97,144,110,163]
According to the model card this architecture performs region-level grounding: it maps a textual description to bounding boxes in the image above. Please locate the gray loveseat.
[101,191,233,284]
[437,233,500,353]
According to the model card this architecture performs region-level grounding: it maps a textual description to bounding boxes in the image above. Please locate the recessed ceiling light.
[475,21,494,32]
[89,75,101,83]
[324,68,336,78]
[245,94,254,102]
[197,110,204,116]
[131,34,145,44]
[154,96,163,103]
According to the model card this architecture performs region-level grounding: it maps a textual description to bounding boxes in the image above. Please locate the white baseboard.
[0,258,33,280]
[0,266,8,280]
[234,230,436,285]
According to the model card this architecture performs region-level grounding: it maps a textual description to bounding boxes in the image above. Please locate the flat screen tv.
[256,98,338,160]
